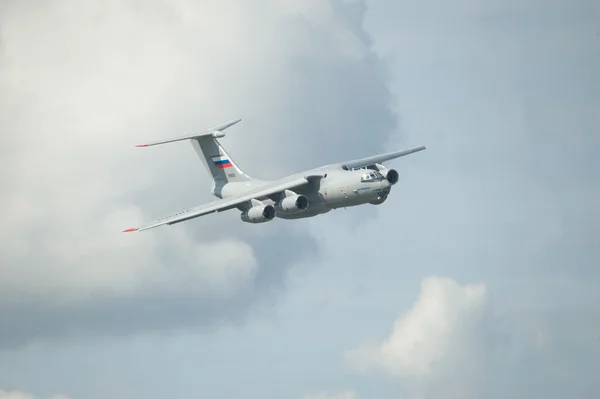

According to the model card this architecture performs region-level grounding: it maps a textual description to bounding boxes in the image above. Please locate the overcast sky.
[1,0,599,398]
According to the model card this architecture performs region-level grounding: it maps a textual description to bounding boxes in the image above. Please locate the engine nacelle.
[275,194,309,213]
[375,163,399,185]
[240,204,276,223]
[385,169,399,185]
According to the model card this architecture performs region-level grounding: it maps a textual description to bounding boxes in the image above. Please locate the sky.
[0,0,599,398]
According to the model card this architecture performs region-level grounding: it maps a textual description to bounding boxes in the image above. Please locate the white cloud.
[0,0,397,348]
[0,390,68,399]
[344,275,600,398]
[346,276,488,396]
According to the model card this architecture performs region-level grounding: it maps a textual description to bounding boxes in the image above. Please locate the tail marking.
[212,156,233,169]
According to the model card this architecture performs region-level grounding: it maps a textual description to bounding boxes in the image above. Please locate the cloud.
[346,276,488,378]
[346,276,489,397]
[0,0,397,349]
[345,276,600,399]
[0,391,68,399]
[1,389,359,399]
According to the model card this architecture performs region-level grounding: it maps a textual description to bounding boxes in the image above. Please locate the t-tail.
[135,118,256,196]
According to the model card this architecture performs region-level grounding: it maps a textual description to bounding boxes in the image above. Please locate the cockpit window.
[361,171,383,182]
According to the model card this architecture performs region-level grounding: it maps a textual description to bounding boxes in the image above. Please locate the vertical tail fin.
[135,118,257,195]
[190,134,256,188]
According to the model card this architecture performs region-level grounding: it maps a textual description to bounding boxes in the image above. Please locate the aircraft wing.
[339,145,426,170]
[123,175,321,232]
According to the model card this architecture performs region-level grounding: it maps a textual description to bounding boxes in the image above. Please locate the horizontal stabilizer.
[136,118,241,147]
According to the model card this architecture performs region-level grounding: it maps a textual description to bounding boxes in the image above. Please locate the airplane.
[123,118,426,232]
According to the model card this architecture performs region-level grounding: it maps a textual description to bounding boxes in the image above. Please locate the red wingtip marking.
[123,227,138,233]
[135,144,148,147]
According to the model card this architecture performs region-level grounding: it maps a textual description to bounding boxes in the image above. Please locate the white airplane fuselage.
[216,166,394,221]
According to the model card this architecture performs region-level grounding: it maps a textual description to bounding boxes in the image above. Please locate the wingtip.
[122,227,138,233]
[135,144,148,147]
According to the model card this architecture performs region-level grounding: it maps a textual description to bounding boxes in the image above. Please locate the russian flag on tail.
[212,156,232,169]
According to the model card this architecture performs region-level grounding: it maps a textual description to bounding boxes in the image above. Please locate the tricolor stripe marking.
[212,157,233,169]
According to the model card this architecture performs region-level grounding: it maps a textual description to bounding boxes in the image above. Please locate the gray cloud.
[4,0,597,398]
[0,0,397,349]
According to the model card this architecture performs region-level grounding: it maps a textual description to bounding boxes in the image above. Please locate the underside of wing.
[123,176,315,232]
[339,145,426,170]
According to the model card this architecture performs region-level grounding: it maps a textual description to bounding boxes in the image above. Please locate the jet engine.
[241,204,276,223]
[385,169,399,184]
[375,163,399,185]
[275,194,309,213]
